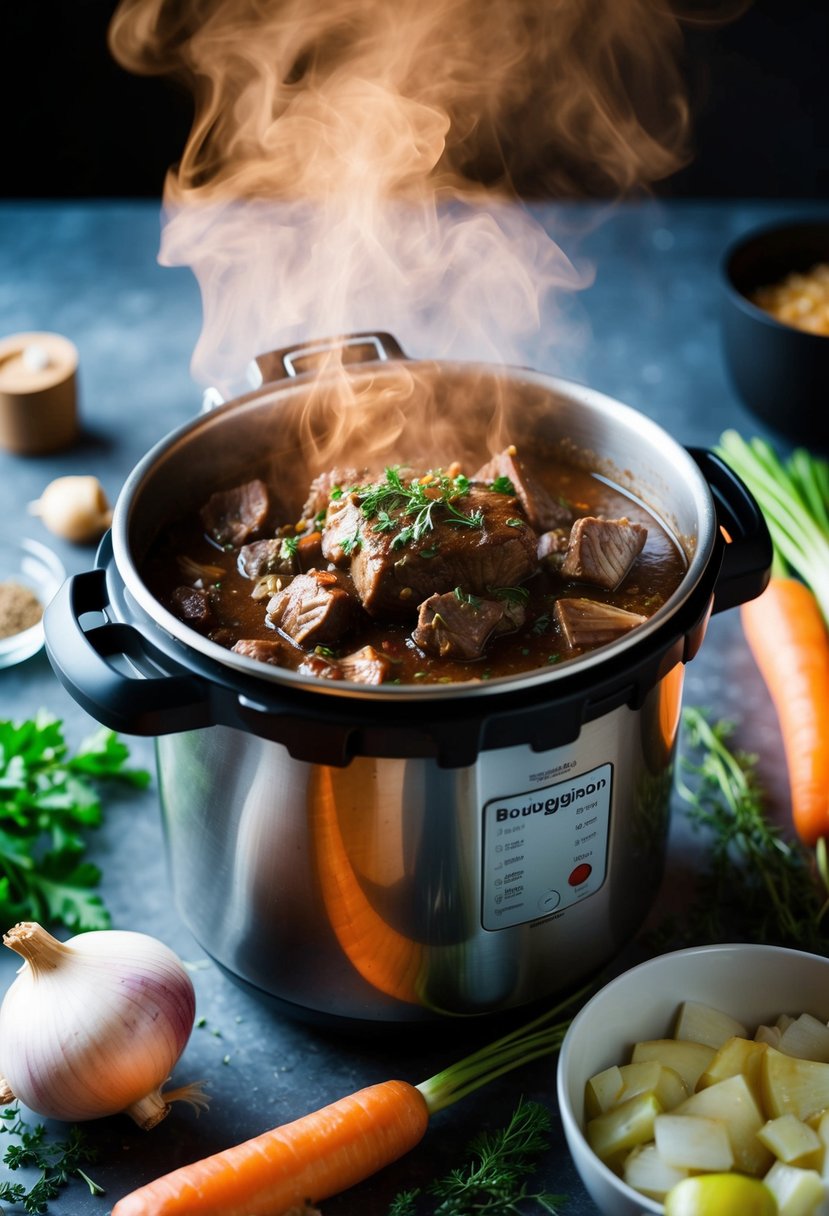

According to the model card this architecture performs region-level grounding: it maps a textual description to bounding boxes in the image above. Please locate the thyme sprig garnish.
[657,709,829,951]
[355,468,483,552]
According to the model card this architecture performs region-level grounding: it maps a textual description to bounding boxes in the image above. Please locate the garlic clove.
[0,921,201,1128]
[28,474,113,544]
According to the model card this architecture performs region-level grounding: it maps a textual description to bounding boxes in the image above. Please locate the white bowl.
[556,943,829,1215]
[0,537,65,668]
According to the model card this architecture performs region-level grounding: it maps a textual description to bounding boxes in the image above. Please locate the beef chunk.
[300,467,364,524]
[266,569,360,647]
[232,637,296,666]
[170,585,213,626]
[537,528,570,564]
[561,516,647,590]
[338,645,394,685]
[297,653,345,680]
[412,590,524,661]
[200,478,269,546]
[555,597,647,648]
[473,447,572,531]
[322,481,538,618]
[238,537,295,579]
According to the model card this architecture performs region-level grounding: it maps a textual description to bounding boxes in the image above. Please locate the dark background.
[3,0,828,200]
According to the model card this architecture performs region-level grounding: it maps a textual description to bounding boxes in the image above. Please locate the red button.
[569,862,592,886]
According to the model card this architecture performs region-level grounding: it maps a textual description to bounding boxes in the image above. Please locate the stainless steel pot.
[44,334,771,1025]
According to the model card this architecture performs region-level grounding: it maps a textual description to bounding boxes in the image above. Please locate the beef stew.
[142,445,687,685]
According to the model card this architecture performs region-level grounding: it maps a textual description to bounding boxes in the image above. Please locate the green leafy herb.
[355,468,483,552]
[340,528,363,556]
[453,587,481,608]
[279,535,299,561]
[490,587,530,607]
[0,713,150,933]
[0,1107,103,1213]
[489,476,516,496]
[655,709,829,951]
[388,1099,564,1215]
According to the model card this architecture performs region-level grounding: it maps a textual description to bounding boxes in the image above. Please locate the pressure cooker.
[44,334,772,1025]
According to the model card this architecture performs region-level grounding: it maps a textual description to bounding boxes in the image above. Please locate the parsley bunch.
[0,713,150,933]
[389,1099,564,1215]
[0,1108,102,1214]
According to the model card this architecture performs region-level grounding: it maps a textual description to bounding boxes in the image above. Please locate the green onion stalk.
[715,430,829,624]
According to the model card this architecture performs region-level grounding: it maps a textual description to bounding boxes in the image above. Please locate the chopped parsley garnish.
[341,529,363,555]
[532,613,553,635]
[490,475,516,495]
[354,467,483,552]
[491,586,530,606]
[454,587,482,607]
[279,535,299,560]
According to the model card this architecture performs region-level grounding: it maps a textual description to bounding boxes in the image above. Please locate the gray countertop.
[0,197,824,1214]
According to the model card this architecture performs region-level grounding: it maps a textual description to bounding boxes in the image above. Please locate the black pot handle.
[44,569,213,736]
[689,446,772,614]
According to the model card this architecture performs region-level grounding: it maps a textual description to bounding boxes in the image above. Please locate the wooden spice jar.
[0,332,79,455]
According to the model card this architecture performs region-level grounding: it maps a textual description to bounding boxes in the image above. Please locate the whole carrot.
[111,1080,428,1216]
[740,578,829,846]
[110,985,583,1216]
[717,433,829,847]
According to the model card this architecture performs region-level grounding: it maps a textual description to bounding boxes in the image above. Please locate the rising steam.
[108,0,731,396]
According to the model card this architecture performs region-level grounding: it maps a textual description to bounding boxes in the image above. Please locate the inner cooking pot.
[44,334,771,1025]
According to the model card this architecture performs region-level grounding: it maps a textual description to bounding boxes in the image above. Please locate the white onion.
[0,922,204,1129]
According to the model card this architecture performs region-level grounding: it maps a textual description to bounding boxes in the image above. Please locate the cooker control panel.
[480,761,612,931]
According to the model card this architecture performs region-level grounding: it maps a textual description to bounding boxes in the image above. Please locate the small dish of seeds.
[0,538,65,668]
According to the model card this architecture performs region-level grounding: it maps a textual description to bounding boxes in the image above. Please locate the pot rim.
[111,358,717,703]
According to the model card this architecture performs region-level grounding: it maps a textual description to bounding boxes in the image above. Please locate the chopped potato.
[763,1048,829,1122]
[583,996,829,1214]
[675,1073,771,1176]
[699,1035,768,1106]
[779,1015,829,1065]
[759,1114,823,1168]
[654,1112,734,1172]
[630,1038,715,1091]
[763,1160,825,1216]
[623,1143,688,1200]
[674,1000,749,1049]
[585,1092,661,1162]
[584,1063,623,1118]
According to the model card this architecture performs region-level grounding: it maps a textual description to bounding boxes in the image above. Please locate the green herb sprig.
[388,1099,564,1215]
[0,1107,102,1214]
[0,713,150,932]
[355,468,483,552]
[660,709,829,951]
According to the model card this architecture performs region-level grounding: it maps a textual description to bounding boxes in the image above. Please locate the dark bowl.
[721,219,829,451]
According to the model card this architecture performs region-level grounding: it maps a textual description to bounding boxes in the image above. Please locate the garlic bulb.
[0,922,204,1129]
[28,475,113,543]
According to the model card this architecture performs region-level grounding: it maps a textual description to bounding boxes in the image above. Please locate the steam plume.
[108,0,731,394]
